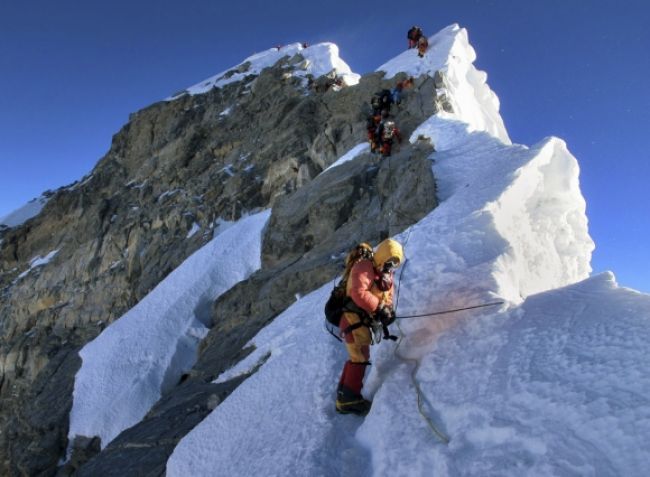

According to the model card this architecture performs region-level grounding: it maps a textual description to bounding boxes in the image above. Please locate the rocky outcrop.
[0,54,439,476]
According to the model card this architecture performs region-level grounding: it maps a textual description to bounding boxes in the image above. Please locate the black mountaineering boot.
[336,385,372,416]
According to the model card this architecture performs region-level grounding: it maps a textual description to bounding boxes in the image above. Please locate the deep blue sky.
[1,0,648,292]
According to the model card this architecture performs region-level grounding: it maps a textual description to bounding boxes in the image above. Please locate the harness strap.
[341,321,365,336]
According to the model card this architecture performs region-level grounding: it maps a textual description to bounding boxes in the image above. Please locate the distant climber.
[371,89,394,115]
[335,239,404,415]
[366,112,382,153]
[310,69,347,93]
[377,111,402,157]
[391,76,415,105]
[407,26,424,49]
[417,35,429,58]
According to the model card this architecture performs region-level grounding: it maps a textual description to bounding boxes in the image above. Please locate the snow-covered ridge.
[167,42,360,100]
[68,210,271,450]
[378,23,510,145]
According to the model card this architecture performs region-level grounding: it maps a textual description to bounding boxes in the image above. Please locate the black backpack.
[324,283,348,327]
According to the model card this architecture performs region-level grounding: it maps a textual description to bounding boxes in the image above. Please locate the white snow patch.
[218,165,235,177]
[15,249,59,280]
[0,196,49,228]
[186,222,201,239]
[125,180,147,189]
[322,143,370,173]
[167,42,359,100]
[157,189,182,202]
[68,210,271,450]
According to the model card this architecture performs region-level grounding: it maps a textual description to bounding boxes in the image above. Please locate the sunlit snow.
[68,210,270,449]
[168,42,360,100]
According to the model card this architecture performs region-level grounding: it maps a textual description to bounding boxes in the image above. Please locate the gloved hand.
[375,305,396,327]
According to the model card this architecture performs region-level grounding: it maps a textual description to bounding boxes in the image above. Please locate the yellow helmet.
[373,238,404,269]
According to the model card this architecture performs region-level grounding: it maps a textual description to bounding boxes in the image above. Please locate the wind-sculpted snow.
[168,42,359,99]
[409,115,593,302]
[68,210,270,450]
[378,24,510,145]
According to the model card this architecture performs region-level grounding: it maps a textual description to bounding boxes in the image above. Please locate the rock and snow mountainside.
[2,23,649,477]
[163,25,649,476]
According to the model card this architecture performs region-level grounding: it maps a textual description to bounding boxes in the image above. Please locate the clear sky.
[1,0,648,293]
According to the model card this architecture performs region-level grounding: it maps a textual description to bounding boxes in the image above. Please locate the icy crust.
[378,23,510,145]
[168,42,360,99]
[68,210,270,450]
[0,195,48,228]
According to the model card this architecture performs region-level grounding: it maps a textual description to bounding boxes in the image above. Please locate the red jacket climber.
[336,239,404,415]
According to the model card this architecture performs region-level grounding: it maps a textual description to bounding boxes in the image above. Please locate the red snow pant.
[338,312,371,395]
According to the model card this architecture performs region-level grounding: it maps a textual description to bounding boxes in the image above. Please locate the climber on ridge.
[370,89,394,116]
[391,76,414,105]
[407,26,424,49]
[417,35,429,58]
[336,239,404,415]
[377,111,402,157]
[366,112,382,154]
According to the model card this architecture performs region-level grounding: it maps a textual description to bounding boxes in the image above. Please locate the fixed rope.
[397,301,504,320]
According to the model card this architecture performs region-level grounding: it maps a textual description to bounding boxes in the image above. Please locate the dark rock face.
[0,55,440,476]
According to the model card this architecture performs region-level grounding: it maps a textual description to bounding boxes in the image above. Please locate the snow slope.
[68,210,270,449]
[168,42,360,99]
